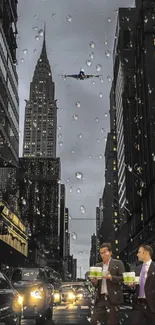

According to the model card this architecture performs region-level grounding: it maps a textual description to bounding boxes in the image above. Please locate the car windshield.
[61,286,74,292]
[21,270,40,281]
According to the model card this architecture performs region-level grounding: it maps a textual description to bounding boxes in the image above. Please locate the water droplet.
[22,199,26,205]
[33,26,38,31]
[33,121,37,127]
[105,113,108,117]
[34,49,37,53]
[76,188,81,194]
[78,133,82,139]
[107,76,112,82]
[34,15,38,19]
[104,40,108,45]
[105,136,107,141]
[71,150,75,154]
[52,13,56,18]
[38,29,43,37]
[78,251,83,255]
[69,187,72,193]
[98,154,103,159]
[107,17,111,22]
[92,81,95,85]
[95,117,99,122]
[100,77,104,83]
[57,126,61,131]
[66,179,70,183]
[71,232,77,240]
[58,141,63,146]
[23,49,28,55]
[76,101,81,108]
[88,155,92,159]
[75,172,83,180]
[96,64,102,72]
[35,35,40,41]
[96,139,100,143]
[86,60,92,67]
[66,15,72,22]
[58,133,62,138]
[80,205,86,214]
[90,41,95,48]
[105,50,111,57]
[73,114,79,121]
[89,52,94,59]
[101,128,105,133]
[99,93,103,98]
[20,58,24,63]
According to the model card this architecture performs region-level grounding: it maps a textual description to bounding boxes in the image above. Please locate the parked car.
[0,270,22,325]
[6,267,54,325]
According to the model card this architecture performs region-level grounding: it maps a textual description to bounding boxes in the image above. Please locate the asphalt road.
[21,302,133,325]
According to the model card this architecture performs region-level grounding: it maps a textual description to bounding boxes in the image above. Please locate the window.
[0,273,10,289]
[123,30,130,49]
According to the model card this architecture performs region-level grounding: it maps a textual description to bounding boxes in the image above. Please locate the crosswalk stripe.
[81,306,90,309]
[56,306,67,309]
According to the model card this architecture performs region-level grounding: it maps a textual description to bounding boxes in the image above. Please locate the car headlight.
[77,293,83,298]
[18,295,23,305]
[30,291,42,299]
[54,293,60,299]
[68,292,75,299]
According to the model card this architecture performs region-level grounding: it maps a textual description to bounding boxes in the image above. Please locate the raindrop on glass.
[86,60,92,67]
[78,133,82,139]
[58,141,63,146]
[104,40,108,45]
[105,50,111,57]
[96,64,102,72]
[35,35,40,41]
[90,41,95,48]
[52,13,56,18]
[22,199,26,205]
[107,17,111,22]
[76,188,81,194]
[20,58,24,63]
[80,205,86,214]
[96,139,100,143]
[57,126,61,131]
[75,172,83,180]
[71,150,75,154]
[99,93,103,98]
[95,117,99,122]
[98,154,103,159]
[89,52,94,59]
[105,113,108,117]
[66,15,72,22]
[107,76,112,82]
[72,232,77,240]
[38,29,43,37]
[33,122,37,127]
[73,114,79,121]
[69,187,72,193]
[33,27,38,31]
[23,49,28,55]
[88,155,92,159]
[76,101,81,108]
[101,128,105,133]
[58,133,62,138]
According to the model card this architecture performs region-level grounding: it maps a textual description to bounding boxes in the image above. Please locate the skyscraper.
[60,184,66,258]
[23,27,57,158]
[19,28,61,266]
[89,233,97,266]
[0,0,19,167]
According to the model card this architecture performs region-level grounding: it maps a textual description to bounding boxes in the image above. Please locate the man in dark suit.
[131,244,155,325]
[90,242,125,325]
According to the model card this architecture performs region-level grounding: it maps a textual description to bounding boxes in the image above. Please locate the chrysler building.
[23,28,57,158]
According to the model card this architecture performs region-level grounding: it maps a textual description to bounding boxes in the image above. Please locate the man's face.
[137,247,147,262]
[100,247,112,262]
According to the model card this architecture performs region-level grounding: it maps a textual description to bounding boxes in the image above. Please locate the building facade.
[0,0,19,167]
[23,29,57,158]
[89,233,97,266]
[18,158,61,258]
[60,184,66,258]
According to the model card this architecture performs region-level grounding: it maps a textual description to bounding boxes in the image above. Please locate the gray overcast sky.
[17,0,134,276]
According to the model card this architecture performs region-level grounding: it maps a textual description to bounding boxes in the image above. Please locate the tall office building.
[23,28,57,158]
[18,158,61,255]
[0,0,19,167]
[60,184,66,258]
[89,233,97,266]
[65,207,70,257]
[112,0,155,263]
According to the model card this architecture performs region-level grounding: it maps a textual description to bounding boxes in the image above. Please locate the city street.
[21,303,133,325]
